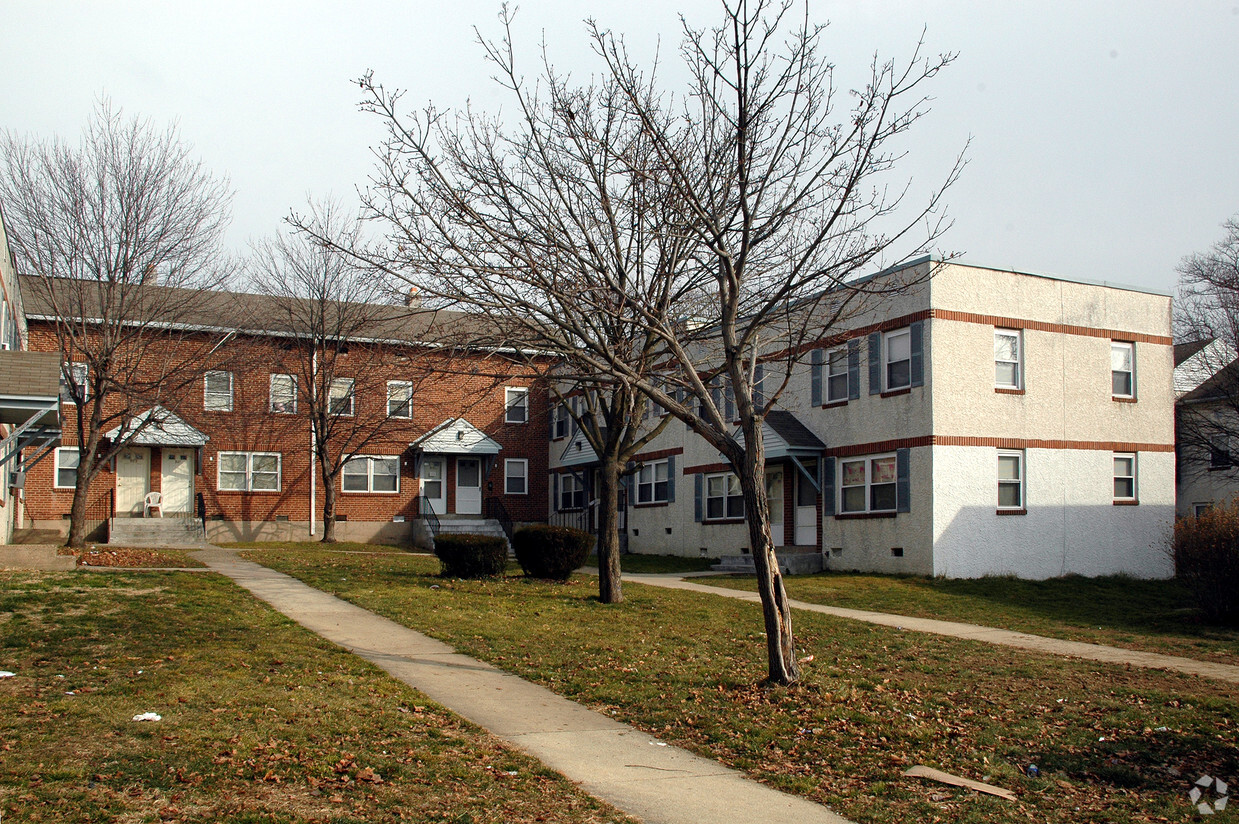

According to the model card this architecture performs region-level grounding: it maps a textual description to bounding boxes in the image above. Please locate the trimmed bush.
[1172,502,1239,625]
[434,533,509,579]
[513,525,593,581]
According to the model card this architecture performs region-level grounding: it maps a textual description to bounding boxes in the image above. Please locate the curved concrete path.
[627,574,1239,685]
[191,548,853,824]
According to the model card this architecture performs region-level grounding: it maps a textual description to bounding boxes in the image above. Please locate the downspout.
[309,347,317,537]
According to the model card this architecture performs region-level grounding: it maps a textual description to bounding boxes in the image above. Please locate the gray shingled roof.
[765,410,826,450]
[1175,338,1213,367]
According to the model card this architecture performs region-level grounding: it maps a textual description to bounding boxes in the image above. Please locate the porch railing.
[418,496,441,537]
[484,496,514,542]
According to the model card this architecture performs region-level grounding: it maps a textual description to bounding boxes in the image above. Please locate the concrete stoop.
[0,545,76,570]
[713,550,824,575]
[109,516,208,548]
[433,518,508,539]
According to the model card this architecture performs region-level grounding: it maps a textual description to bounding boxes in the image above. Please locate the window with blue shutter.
[910,321,924,388]
[822,458,835,516]
[810,349,823,406]
[896,448,911,513]
[847,339,861,400]
[868,333,882,394]
[694,474,704,522]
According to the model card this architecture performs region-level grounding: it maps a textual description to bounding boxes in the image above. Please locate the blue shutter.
[868,332,882,395]
[847,339,860,401]
[910,321,924,388]
[552,473,560,512]
[753,364,765,408]
[822,457,835,516]
[666,455,676,502]
[810,349,823,406]
[896,448,911,513]
[694,473,704,522]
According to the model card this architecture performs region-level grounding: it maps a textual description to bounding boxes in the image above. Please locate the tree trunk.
[738,422,799,686]
[596,455,623,604]
[321,465,338,543]
[67,471,91,549]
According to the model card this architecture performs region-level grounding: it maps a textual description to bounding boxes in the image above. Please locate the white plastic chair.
[143,491,163,518]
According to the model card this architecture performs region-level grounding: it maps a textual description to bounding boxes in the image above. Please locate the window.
[504,459,528,495]
[1113,453,1136,501]
[840,454,897,513]
[343,456,399,493]
[998,450,1024,509]
[60,362,88,404]
[204,371,234,411]
[705,473,744,519]
[827,347,849,402]
[218,452,282,492]
[421,459,444,500]
[559,473,586,510]
[995,330,1021,389]
[1194,502,1212,517]
[387,381,413,418]
[270,374,297,413]
[54,447,79,489]
[553,402,570,438]
[636,459,669,504]
[1111,341,1135,398]
[884,329,911,390]
[1210,436,1232,469]
[505,387,528,423]
[329,378,355,416]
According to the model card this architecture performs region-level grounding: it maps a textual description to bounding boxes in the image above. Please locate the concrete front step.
[0,545,77,571]
[108,517,208,548]
[434,519,507,538]
[713,550,824,575]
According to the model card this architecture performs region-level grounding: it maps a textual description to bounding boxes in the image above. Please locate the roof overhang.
[104,405,209,447]
[409,417,502,455]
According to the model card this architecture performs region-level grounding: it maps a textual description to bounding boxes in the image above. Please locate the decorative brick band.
[681,462,732,475]
[631,446,684,462]
[932,310,1173,346]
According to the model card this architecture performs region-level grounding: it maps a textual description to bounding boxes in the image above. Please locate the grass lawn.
[586,553,719,574]
[0,569,632,824]
[248,549,1239,824]
[700,572,1239,667]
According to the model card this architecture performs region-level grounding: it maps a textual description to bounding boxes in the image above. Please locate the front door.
[160,450,194,515]
[766,467,785,546]
[794,459,818,546]
[116,447,150,517]
[420,457,447,516]
[456,457,482,515]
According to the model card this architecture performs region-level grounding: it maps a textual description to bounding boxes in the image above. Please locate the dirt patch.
[62,548,205,569]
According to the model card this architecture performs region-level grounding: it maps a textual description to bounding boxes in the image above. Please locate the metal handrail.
[418,496,441,536]
[484,496,514,541]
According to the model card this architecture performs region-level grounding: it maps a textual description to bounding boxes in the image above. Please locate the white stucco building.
[549,257,1177,580]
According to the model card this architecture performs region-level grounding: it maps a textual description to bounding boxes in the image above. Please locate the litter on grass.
[132,712,162,722]
[0,671,14,678]
[904,765,1017,801]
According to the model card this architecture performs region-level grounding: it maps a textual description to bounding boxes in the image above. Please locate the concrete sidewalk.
[627,574,1239,685]
[191,548,853,824]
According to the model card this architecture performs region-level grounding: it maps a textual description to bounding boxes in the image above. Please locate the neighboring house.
[0,207,62,545]
[1174,337,1239,517]
[553,257,1177,579]
[18,276,549,545]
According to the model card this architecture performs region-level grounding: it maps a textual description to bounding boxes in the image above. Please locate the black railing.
[196,492,207,534]
[484,496,514,542]
[418,496,441,537]
[549,509,590,532]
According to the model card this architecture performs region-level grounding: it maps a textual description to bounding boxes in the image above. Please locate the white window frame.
[1111,341,1135,399]
[218,451,282,492]
[559,473,585,510]
[839,453,898,514]
[1113,452,1137,502]
[884,328,912,391]
[636,459,670,504]
[54,447,80,489]
[387,381,413,419]
[997,449,1024,510]
[705,472,744,520]
[505,387,529,424]
[204,371,234,412]
[994,329,1022,389]
[553,401,570,439]
[826,346,849,402]
[504,458,529,495]
[269,374,297,414]
[342,455,400,494]
[329,378,355,417]
[61,361,88,404]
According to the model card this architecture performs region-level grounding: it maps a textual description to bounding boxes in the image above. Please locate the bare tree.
[354,0,961,682]
[0,101,234,547]
[1175,215,1239,480]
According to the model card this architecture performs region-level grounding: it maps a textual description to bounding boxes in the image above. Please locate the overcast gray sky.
[4,1,1238,294]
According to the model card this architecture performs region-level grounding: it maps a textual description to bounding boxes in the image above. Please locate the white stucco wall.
[931,445,1175,579]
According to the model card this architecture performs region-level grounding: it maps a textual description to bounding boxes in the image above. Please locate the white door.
[455,457,482,515]
[766,468,785,546]
[116,448,150,517]
[794,460,818,546]
[420,457,447,515]
[160,450,194,515]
